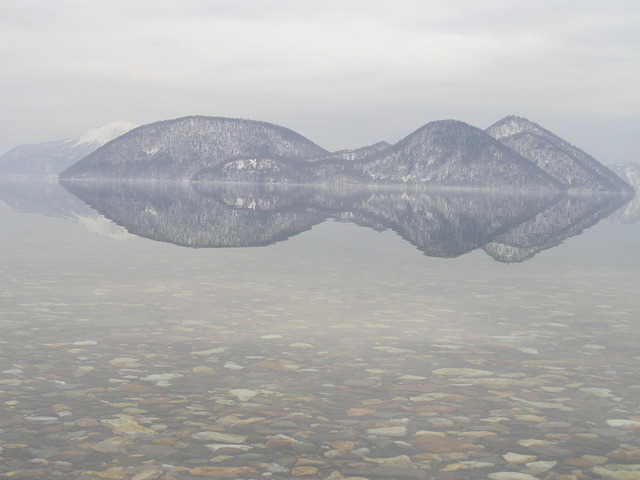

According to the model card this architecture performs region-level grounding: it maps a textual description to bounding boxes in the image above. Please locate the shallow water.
[1,181,639,480]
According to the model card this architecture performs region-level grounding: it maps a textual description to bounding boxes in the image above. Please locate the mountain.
[486,116,633,193]
[0,121,137,178]
[359,120,564,190]
[193,154,372,184]
[607,162,640,223]
[192,141,390,184]
[609,162,640,191]
[58,114,631,193]
[324,141,391,161]
[60,116,330,181]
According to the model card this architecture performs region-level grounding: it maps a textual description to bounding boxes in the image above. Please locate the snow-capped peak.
[74,121,138,147]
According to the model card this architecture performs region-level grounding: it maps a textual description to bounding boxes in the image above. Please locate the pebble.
[291,466,319,476]
[607,419,640,427]
[141,373,183,383]
[503,452,538,464]
[186,466,258,477]
[131,469,163,480]
[100,416,157,437]
[92,436,132,453]
[432,368,494,377]
[526,460,557,473]
[593,464,640,480]
[24,415,59,423]
[204,443,252,453]
[488,473,540,480]
[366,426,408,437]
[191,431,248,443]
[228,388,258,402]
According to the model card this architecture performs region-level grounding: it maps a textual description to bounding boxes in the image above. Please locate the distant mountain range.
[58,115,633,192]
[607,162,640,223]
[609,162,640,191]
[3,115,634,193]
[0,122,137,177]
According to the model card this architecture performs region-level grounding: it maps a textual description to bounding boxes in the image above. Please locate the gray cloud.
[1,0,639,163]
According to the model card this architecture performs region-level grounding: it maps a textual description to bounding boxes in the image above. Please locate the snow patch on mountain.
[74,121,139,147]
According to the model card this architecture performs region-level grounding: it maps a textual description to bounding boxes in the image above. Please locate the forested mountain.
[359,120,563,190]
[60,116,329,181]
[486,116,633,193]
[57,115,633,193]
[324,141,391,161]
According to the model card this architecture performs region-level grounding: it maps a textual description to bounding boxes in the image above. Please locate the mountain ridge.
[30,114,636,193]
[0,121,138,178]
[60,116,330,181]
[486,115,632,193]
[358,120,565,190]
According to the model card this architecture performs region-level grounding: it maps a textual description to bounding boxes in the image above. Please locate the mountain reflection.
[59,181,629,263]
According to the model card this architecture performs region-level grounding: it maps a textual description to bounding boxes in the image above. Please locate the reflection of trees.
[60,181,628,262]
[483,194,631,262]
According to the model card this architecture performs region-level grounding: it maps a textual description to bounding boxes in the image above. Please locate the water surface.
[1,181,639,480]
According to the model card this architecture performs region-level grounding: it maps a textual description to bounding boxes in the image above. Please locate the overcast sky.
[1,0,639,164]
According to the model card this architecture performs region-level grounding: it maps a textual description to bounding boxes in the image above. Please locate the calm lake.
[1,180,639,480]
